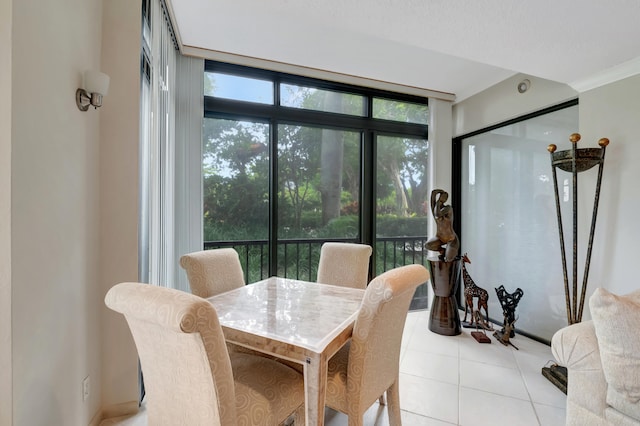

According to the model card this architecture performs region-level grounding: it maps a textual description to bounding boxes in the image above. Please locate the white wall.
[99,0,141,415]
[1,0,12,423]
[577,74,640,297]
[452,72,640,323]
[11,0,104,423]
[429,98,454,194]
[10,0,141,424]
[453,74,577,137]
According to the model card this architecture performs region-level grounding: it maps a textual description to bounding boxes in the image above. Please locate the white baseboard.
[91,400,140,426]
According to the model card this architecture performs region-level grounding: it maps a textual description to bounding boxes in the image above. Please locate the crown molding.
[569,57,640,93]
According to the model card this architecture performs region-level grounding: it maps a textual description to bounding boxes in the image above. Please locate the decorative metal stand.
[542,363,567,394]
[470,311,492,344]
[547,133,609,325]
[543,133,609,395]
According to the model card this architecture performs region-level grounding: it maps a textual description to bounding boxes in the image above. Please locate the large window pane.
[277,124,361,278]
[280,83,366,116]
[204,72,273,104]
[201,61,430,296]
[460,104,578,342]
[202,118,270,282]
[375,135,430,308]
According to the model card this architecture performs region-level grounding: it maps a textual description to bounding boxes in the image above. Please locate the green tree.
[202,117,269,238]
[278,124,321,232]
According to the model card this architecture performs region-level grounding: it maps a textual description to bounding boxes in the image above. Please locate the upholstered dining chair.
[325,263,430,426]
[179,248,245,298]
[316,242,373,289]
[105,282,304,426]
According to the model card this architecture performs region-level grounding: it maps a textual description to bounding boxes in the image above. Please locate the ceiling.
[167,0,640,102]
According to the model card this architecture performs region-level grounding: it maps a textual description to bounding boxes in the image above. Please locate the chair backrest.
[180,248,245,298]
[316,242,373,289]
[105,282,237,426]
[348,264,430,407]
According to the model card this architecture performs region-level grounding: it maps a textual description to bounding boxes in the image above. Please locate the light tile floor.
[103,309,567,426]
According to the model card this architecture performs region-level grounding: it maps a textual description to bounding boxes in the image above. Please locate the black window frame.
[203,60,430,276]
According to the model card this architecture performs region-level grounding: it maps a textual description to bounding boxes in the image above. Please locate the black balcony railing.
[204,236,432,310]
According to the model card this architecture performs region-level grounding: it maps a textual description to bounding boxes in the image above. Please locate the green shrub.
[376,215,429,236]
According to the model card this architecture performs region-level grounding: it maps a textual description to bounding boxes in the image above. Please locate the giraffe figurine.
[461,253,491,329]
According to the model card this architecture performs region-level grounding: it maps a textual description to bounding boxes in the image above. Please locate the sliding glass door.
[456,102,578,342]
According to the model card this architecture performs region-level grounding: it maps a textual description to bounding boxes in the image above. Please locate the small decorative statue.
[494,316,519,350]
[495,285,523,338]
[426,189,459,262]
[426,189,462,336]
[461,253,492,330]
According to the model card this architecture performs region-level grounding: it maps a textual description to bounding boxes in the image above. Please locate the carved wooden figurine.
[461,253,491,329]
[494,316,519,350]
[425,189,459,262]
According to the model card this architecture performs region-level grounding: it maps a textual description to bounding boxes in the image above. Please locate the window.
[203,62,431,291]
[280,84,366,116]
[204,72,273,104]
[373,98,428,124]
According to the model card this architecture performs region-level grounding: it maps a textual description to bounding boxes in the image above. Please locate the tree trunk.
[319,92,345,225]
[320,128,343,224]
[389,160,409,217]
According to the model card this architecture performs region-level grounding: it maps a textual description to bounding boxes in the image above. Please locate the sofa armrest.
[551,320,608,425]
[552,320,601,370]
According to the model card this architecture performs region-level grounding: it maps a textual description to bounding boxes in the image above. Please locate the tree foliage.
[202,77,430,242]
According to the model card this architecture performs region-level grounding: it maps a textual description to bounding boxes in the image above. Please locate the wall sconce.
[76,70,110,111]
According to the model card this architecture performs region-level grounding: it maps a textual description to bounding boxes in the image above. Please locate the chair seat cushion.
[590,288,640,421]
[231,353,304,425]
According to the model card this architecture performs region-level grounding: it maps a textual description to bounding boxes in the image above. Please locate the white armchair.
[551,288,640,426]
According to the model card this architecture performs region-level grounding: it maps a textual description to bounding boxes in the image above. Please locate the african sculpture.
[426,189,459,262]
[426,189,462,336]
[494,316,519,350]
[461,253,491,330]
[495,285,523,338]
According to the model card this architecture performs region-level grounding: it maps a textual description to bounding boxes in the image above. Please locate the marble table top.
[207,276,365,353]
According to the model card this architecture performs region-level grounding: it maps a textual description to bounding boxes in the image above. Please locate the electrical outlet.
[82,376,90,401]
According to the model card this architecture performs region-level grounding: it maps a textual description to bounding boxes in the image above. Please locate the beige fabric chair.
[105,282,304,426]
[180,248,275,359]
[179,248,245,298]
[316,242,373,289]
[552,288,640,426]
[325,264,430,426]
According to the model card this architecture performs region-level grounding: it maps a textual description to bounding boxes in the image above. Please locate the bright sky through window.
[205,72,273,104]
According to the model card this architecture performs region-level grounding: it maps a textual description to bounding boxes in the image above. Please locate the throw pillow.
[589,287,640,418]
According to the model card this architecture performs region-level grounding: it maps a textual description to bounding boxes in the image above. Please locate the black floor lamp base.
[541,364,567,394]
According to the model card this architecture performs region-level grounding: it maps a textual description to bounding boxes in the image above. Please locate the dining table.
[207,276,365,426]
